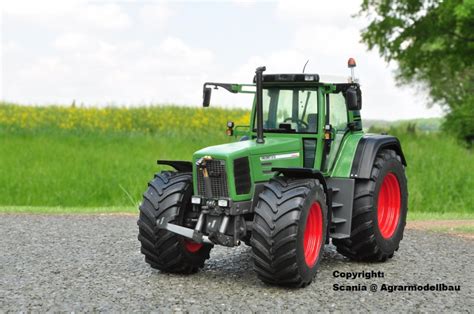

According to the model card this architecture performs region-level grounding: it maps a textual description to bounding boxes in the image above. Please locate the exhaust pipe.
[255,66,266,144]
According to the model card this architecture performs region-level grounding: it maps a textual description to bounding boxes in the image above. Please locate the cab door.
[325,91,349,172]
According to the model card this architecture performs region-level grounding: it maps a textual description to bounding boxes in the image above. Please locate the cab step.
[327,178,355,239]
[329,232,347,239]
[331,217,346,224]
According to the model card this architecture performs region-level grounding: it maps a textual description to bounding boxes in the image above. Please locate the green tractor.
[137,59,408,287]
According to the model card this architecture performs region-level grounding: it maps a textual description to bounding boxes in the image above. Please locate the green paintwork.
[193,137,302,201]
[327,132,364,177]
[192,82,366,202]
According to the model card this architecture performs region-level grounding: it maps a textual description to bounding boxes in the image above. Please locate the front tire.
[137,171,212,273]
[333,149,408,262]
[251,177,327,287]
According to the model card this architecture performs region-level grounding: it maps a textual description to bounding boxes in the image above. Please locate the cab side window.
[329,93,348,131]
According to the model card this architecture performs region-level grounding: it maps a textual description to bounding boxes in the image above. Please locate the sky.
[1,0,443,120]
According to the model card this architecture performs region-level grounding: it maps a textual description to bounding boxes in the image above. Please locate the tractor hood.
[193,137,301,161]
[193,137,303,197]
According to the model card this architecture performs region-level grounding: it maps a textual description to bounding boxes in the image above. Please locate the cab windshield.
[254,87,319,133]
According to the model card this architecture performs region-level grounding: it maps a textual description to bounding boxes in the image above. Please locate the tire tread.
[333,149,407,262]
[251,177,326,287]
[137,171,211,273]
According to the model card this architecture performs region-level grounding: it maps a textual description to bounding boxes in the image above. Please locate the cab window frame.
[252,85,320,134]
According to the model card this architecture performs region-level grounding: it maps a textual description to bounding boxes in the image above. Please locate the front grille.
[197,159,229,198]
[234,157,251,195]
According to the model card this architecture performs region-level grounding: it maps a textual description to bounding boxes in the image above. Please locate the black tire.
[250,177,328,287]
[137,171,212,273]
[333,149,408,262]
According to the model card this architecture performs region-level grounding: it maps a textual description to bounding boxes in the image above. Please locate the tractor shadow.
[187,242,357,289]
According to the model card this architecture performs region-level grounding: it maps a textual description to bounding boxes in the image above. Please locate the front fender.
[157,160,193,172]
[271,167,327,194]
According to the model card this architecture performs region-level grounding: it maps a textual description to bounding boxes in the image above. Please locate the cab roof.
[254,73,353,85]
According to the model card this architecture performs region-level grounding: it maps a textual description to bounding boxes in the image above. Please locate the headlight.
[218,199,229,207]
[191,196,201,205]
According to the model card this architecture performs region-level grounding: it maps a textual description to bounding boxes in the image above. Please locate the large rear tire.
[251,177,327,287]
[137,171,212,273]
[333,149,408,262]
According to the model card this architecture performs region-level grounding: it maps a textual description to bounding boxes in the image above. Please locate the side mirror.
[345,87,362,110]
[203,87,212,107]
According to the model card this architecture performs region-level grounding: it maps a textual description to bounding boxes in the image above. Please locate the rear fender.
[350,135,407,179]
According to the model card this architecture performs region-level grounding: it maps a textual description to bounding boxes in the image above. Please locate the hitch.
[157,215,214,244]
[156,210,240,247]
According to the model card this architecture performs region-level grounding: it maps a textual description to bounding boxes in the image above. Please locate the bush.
[443,99,474,147]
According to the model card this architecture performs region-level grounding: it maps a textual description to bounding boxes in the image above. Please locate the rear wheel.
[333,149,408,261]
[137,171,212,273]
[251,177,327,287]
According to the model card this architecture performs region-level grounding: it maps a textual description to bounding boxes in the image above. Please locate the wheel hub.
[303,202,323,267]
[184,239,203,253]
[377,172,401,239]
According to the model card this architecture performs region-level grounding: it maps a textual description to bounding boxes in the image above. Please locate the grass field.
[0,103,473,215]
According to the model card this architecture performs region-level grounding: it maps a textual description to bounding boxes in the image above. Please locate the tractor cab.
[199,64,363,181]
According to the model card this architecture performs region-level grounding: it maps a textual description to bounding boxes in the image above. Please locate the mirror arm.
[203,82,238,94]
[201,82,255,107]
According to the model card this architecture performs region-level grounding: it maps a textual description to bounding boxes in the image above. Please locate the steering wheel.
[283,117,308,129]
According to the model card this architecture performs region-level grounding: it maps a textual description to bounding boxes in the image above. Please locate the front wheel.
[251,177,327,287]
[333,149,408,262]
[137,171,212,273]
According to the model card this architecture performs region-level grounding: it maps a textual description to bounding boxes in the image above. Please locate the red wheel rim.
[184,239,203,253]
[377,172,401,239]
[303,202,323,267]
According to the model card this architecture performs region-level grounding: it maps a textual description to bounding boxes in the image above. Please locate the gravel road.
[1,214,473,312]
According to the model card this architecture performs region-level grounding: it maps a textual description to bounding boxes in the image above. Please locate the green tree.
[359,0,474,144]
